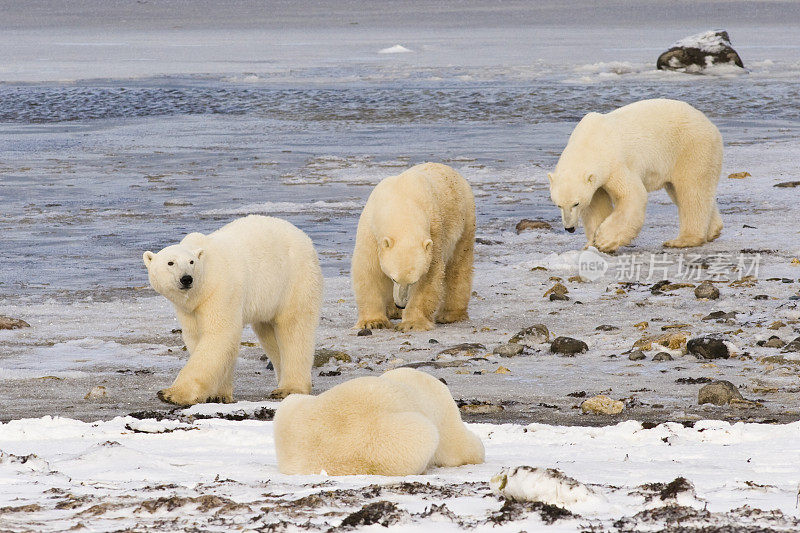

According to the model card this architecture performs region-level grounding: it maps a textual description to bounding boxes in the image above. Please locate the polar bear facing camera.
[142,215,322,405]
[352,162,476,332]
[549,98,723,253]
[274,367,485,476]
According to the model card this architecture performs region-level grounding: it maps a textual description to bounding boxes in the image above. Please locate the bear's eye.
[167,261,174,266]
[572,202,580,208]
[189,260,194,265]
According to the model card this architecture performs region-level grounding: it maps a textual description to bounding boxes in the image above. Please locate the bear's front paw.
[436,310,469,324]
[663,235,706,248]
[395,318,434,332]
[593,226,630,254]
[157,385,231,406]
[356,317,392,330]
[386,306,403,320]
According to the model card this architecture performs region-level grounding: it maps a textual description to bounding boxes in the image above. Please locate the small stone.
[0,316,30,330]
[494,366,511,374]
[580,395,624,415]
[650,280,671,294]
[687,337,730,359]
[596,324,619,331]
[549,293,569,301]
[428,338,439,344]
[775,181,800,188]
[493,343,524,357]
[654,332,688,351]
[767,321,786,330]
[694,281,720,300]
[702,310,738,321]
[781,336,800,352]
[628,350,646,361]
[357,328,373,336]
[652,352,674,362]
[698,380,743,406]
[634,321,649,330]
[313,348,352,367]
[550,336,588,355]
[727,171,751,179]
[763,336,785,348]
[84,386,107,400]
[567,275,586,283]
[753,294,769,300]
[544,283,568,298]
[509,324,550,346]
[438,343,486,357]
[515,219,552,233]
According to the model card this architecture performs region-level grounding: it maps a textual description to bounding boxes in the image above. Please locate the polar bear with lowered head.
[352,162,476,332]
[143,215,322,405]
[549,98,723,253]
[274,367,485,475]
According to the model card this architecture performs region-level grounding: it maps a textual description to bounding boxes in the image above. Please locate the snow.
[673,30,732,53]
[378,45,413,54]
[1,412,800,530]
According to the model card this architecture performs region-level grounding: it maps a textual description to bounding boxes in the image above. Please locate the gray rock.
[687,336,730,359]
[694,281,720,300]
[698,380,743,405]
[549,293,569,301]
[509,324,550,346]
[0,316,30,330]
[493,343,524,357]
[702,310,738,321]
[596,324,619,332]
[628,350,646,361]
[313,348,352,367]
[782,336,800,352]
[550,336,588,355]
[438,343,486,357]
[652,352,674,362]
[775,181,800,188]
[763,336,785,348]
[357,328,373,336]
[657,30,744,72]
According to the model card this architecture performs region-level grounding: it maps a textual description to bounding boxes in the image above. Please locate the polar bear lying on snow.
[274,367,485,475]
[352,162,476,332]
[143,215,322,405]
[549,98,723,253]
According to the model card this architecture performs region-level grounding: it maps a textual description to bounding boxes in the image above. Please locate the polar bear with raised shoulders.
[142,215,322,405]
[548,98,723,253]
[352,162,476,332]
[274,367,485,476]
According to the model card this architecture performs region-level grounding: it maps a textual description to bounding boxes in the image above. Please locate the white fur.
[142,215,322,405]
[352,162,476,332]
[549,98,723,252]
[274,368,485,476]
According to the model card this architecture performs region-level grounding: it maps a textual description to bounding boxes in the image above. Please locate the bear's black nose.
[180,274,193,288]
[565,227,575,233]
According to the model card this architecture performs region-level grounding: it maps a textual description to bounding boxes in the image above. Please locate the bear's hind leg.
[663,181,713,248]
[270,315,315,399]
[436,228,474,324]
[581,187,614,248]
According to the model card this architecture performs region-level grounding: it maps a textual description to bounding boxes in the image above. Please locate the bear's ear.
[193,248,204,259]
[143,251,155,268]
[423,239,433,252]
[381,237,393,249]
[586,173,595,185]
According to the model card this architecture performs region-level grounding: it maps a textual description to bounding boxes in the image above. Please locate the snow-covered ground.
[2,401,800,531]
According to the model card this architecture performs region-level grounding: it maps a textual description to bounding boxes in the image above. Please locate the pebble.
[781,336,800,352]
[698,380,743,405]
[549,292,570,301]
[84,386,107,400]
[702,310,738,321]
[687,336,730,359]
[761,336,785,348]
[550,336,588,355]
[580,395,624,415]
[596,324,619,331]
[357,328,372,336]
[652,352,674,362]
[493,343,524,357]
[0,316,30,330]
[428,338,439,344]
[313,348,352,367]
[544,282,568,298]
[774,181,800,188]
[509,324,550,346]
[694,281,720,300]
[628,350,646,361]
[515,219,552,233]
[727,171,751,179]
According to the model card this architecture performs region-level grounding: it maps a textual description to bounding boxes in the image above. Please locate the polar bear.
[548,98,723,253]
[142,215,322,405]
[352,162,476,332]
[274,367,485,476]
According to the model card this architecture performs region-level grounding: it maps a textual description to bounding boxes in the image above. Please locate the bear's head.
[377,234,433,309]
[548,170,603,233]
[142,243,205,306]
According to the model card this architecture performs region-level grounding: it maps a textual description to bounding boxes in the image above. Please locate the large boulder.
[657,30,744,73]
